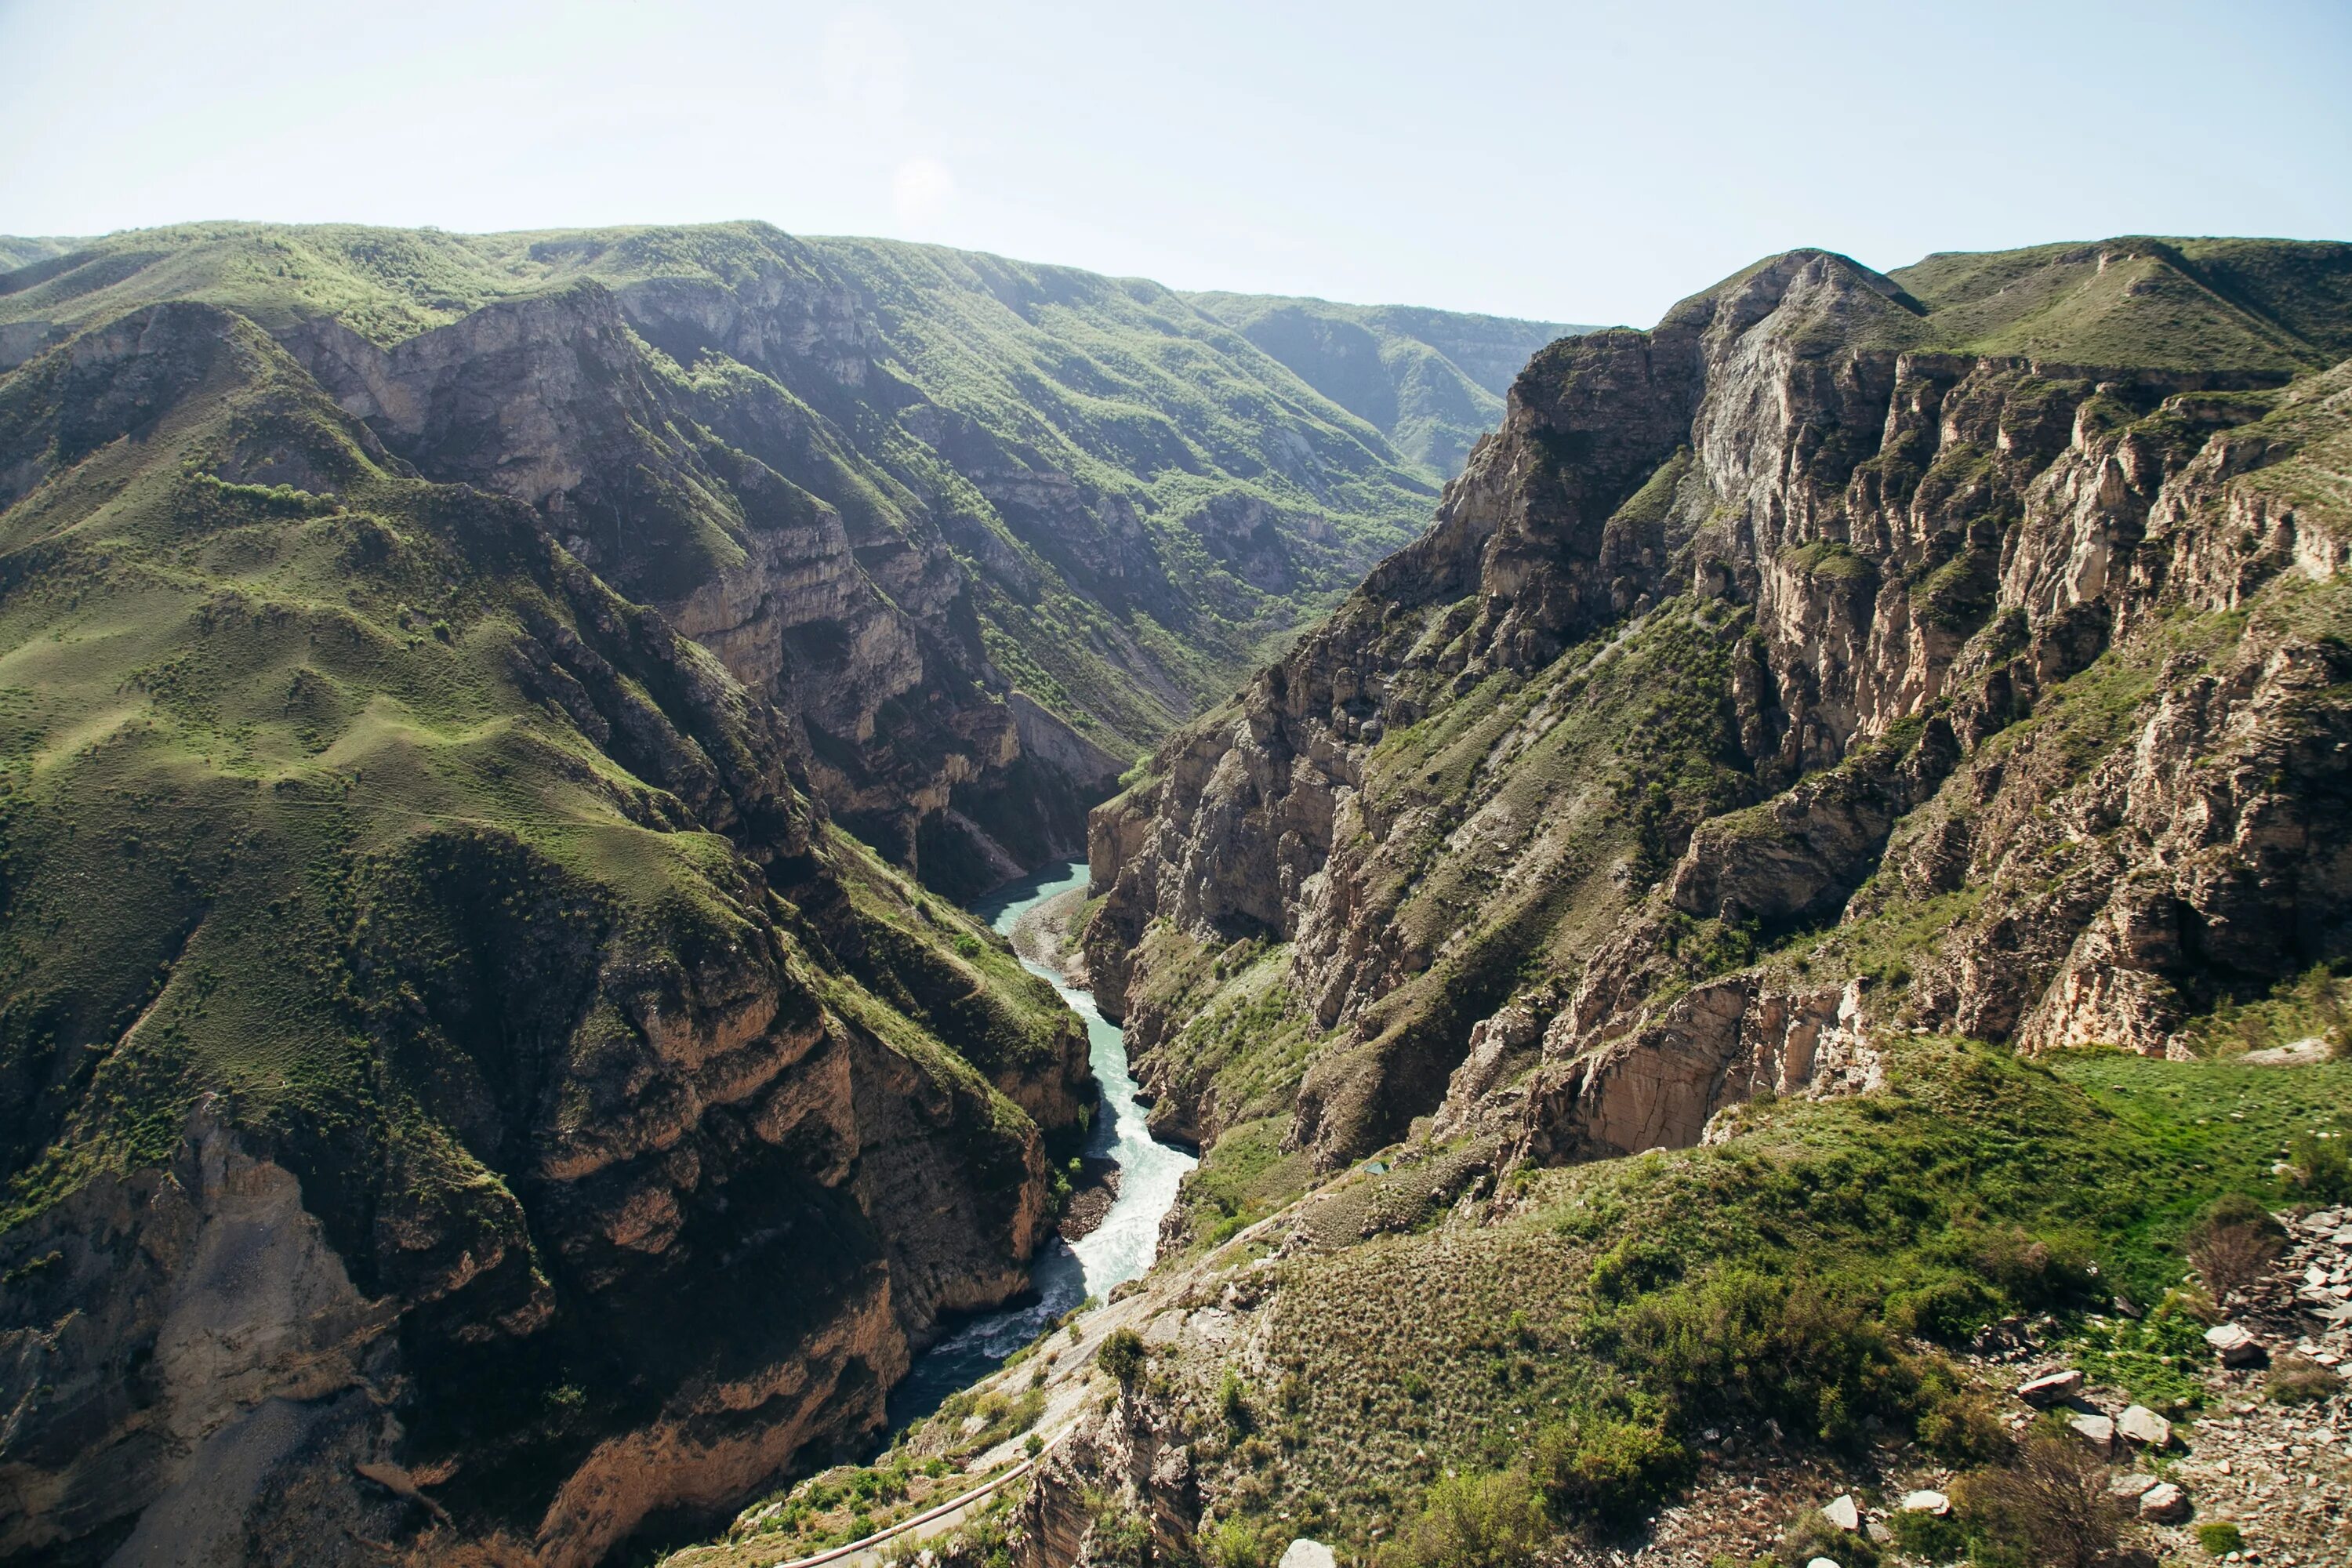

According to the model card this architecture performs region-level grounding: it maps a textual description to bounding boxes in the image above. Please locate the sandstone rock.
[2019,1368,2085,1404]
[1900,1490,1951,1515]
[2118,1404,2172,1447]
[2138,1481,2190,1523]
[2207,1323,2265,1365]
[1821,1494,1861,1530]
[2109,1473,2159,1499]
[2069,1413,2117,1454]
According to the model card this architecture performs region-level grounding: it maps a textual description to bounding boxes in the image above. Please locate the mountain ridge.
[0,221,1582,895]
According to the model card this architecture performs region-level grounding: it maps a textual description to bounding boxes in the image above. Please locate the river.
[882,858,1198,1430]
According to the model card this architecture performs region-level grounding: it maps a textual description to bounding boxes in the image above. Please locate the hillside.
[1014,234,2352,1556]
[0,298,1098,1565]
[1183,292,1590,475]
[0,224,1577,893]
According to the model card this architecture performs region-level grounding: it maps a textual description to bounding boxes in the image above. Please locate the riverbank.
[1007,884,1091,989]
[665,859,1199,1566]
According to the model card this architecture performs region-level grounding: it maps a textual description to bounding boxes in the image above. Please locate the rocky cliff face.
[1087,238,2352,1179]
[0,301,1093,1565]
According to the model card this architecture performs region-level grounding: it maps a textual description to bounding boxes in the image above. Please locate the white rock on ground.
[1899,1490,1950,1515]
[2205,1323,2263,1366]
[2108,1472,2158,1499]
[2137,1481,2190,1523]
[1279,1541,1338,1568]
[1820,1494,1860,1530]
[2116,1404,2172,1447]
[2018,1369,2084,1403]
[2068,1413,2117,1454]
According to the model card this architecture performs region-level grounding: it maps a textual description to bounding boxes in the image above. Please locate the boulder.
[2018,1369,2084,1404]
[1900,1490,1951,1515]
[1279,1541,1338,1568]
[2137,1481,2190,1523]
[2108,1472,2159,1499]
[1820,1494,1860,1531]
[2116,1404,2172,1448]
[2069,1413,2117,1454]
[1806,1560,1842,1568]
[2205,1323,2264,1366]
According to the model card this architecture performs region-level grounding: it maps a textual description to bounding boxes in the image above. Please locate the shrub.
[2187,1192,2287,1298]
[1966,1225,2098,1308]
[1911,1359,2013,1465]
[1204,1519,1276,1568]
[1887,1506,1967,1562]
[1402,1469,1546,1568]
[1779,1508,1878,1568]
[2288,1133,2352,1202]
[1887,1274,2000,1342]
[1530,1410,1690,1524]
[1952,1430,2123,1568]
[1218,1370,1254,1433]
[1098,1328,1146,1386]
[2194,1521,2244,1555]
[1620,1269,1911,1443]
[2267,1353,2339,1403]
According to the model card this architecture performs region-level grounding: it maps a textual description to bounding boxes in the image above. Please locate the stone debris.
[1898,1489,1949,1515]
[1820,1494,1860,1531]
[2067,1413,2117,1454]
[2136,1480,2190,1523]
[2205,1322,2264,1365]
[2115,1404,2172,1448]
[2017,1368,2084,1404]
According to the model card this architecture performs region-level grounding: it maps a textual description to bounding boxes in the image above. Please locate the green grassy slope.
[1185,291,1589,475]
[1874,235,2352,368]
[0,225,1557,766]
[0,299,1091,1543]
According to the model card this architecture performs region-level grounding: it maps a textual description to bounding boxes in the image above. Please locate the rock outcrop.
[1087,238,2352,1171]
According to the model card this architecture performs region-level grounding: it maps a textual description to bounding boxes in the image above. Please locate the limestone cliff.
[1086,237,2352,1184]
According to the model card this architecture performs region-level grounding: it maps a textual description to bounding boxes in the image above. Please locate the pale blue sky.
[2,0,2346,325]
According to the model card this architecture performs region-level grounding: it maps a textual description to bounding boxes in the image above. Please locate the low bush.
[2194,1521,2245,1555]
[1951,1428,2123,1568]
[2267,1353,2340,1403]
[2289,1133,2352,1202]
[2187,1192,2288,1298]
[1888,1506,1968,1562]
[1778,1507,1877,1568]
[1394,1469,1545,1568]
[1099,1328,1146,1387]
[1618,1269,1911,1443]
[1530,1408,1690,1524]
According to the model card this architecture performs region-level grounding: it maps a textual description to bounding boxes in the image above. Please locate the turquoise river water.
[883,858,1197,1429]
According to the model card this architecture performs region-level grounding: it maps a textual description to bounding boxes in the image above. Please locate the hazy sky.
[3,0,2347,325]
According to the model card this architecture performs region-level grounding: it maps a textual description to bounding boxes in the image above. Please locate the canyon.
[5,226,2352,1568]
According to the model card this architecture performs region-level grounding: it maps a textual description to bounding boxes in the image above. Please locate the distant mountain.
[0,234,77,270]
[1185,290,1591,475]
[0,223,1577,891]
